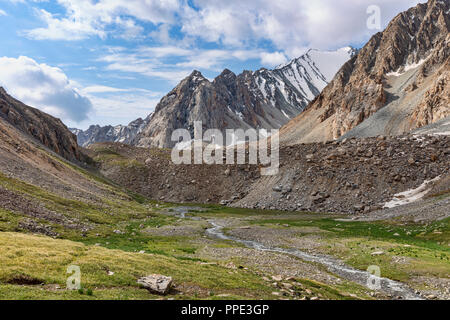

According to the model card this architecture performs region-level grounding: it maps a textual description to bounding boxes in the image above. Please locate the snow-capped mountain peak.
[251,46,357,117]
[70,116,150,147]
[303,47,358,80]
[74,47,356,148]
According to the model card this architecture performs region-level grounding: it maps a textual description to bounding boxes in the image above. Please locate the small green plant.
[78,288,84,295]
[179,247,197,254]
[86,288,93,296]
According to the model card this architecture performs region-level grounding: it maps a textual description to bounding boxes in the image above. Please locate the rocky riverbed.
[155,206,449,300]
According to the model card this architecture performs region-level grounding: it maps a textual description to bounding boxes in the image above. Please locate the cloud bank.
[3,0,427,128]
[22,0,426,55]
[0,56,92,122]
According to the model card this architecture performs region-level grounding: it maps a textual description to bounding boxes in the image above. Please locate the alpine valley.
[0,0,448,302]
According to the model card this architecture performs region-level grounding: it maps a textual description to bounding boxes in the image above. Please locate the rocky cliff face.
[409,59,449,129]
[0,87,81,161]
[134,48,355,148]
[71,117,149,147]
[281,0,449,145]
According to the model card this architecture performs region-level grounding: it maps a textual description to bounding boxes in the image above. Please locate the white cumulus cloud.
[77,87,162,128]
[181,0,427,56]
[0,56,92,122]
[98,46,281,83]
[24,0,181,40]
[260,52,288,68]
[19,0,426,61]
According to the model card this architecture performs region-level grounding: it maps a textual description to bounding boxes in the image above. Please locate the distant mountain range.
[72,47,357,148]
[49,0,450,151]
[70,117,149,148]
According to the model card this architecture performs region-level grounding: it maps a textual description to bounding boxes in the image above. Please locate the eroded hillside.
[88,134,449,219]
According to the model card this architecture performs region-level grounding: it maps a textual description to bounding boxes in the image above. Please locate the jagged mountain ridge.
[70,117,149,147]
[0,87,81,161]
[280,0,449,145]
[253,47,358,112]
[73,47,355,148]
[133,47,356,148]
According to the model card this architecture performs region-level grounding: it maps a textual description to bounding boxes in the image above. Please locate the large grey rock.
[137,274,173,295]
[272,185,282,192]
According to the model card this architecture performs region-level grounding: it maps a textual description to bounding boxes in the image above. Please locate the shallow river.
[167,206,422,300]
[206,221,422,300]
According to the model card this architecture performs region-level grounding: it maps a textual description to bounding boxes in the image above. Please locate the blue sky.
[0,0,425,129]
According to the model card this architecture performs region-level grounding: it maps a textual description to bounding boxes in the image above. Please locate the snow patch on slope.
[383,176,441,208]
[305,47,356,80]
[386,57,428,77]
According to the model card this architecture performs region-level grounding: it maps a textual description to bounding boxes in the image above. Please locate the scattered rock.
[272,185,282,192]
[282,283,293,289]
[272,275,283,282]
[137,274,173,295]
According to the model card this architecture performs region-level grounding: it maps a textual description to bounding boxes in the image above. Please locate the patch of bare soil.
[0,118,125,204]
[6,275,44,285]
[199,246,341,286]
[0,187,89,233]
[411,276,450,300]
[143,221,208,237]
[228,225,325,252]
